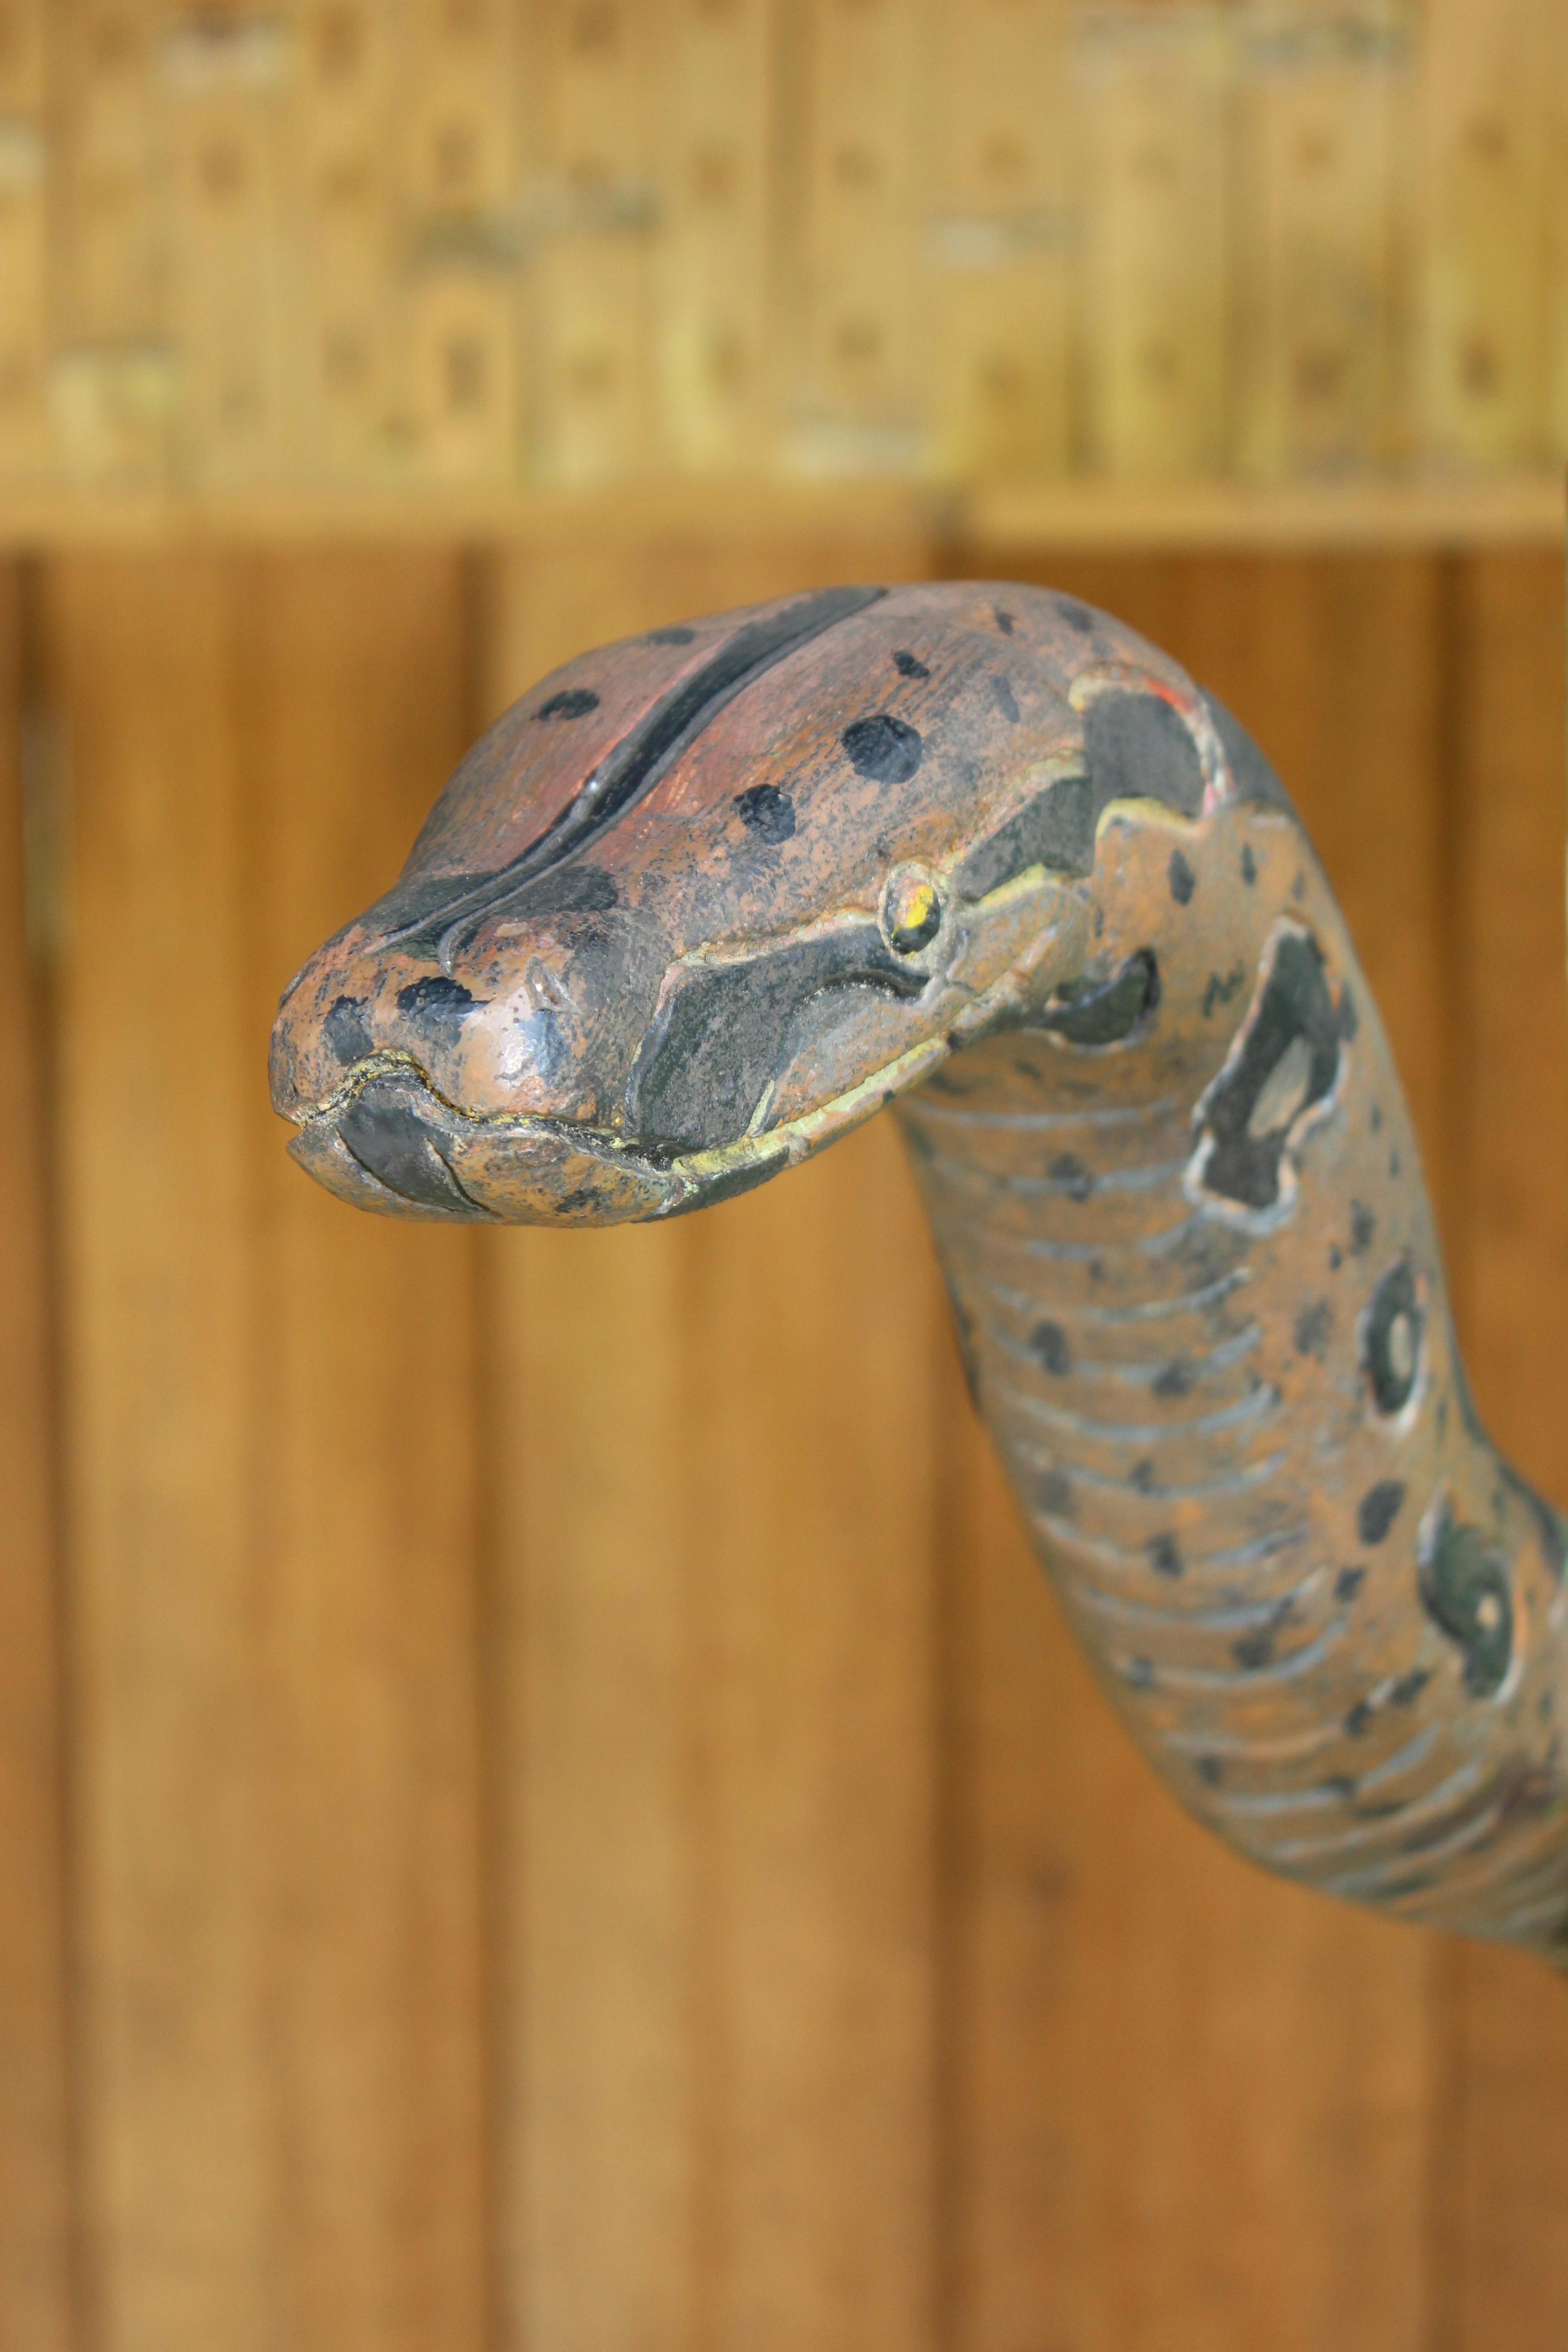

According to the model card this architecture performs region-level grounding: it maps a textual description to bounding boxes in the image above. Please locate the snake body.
[270,582,1568,1962]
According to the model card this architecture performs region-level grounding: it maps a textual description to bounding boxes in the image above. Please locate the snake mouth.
[289,1056,677,1225]
[286,1028,960,1228]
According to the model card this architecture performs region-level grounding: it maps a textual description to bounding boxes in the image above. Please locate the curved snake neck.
[273,579,1568,1966]
[903,791,1568,1964]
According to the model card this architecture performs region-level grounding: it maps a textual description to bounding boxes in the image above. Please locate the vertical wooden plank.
[689,1128,941,2352]
[53,549,491,2352]
[0,49,53,483]
[1071,6,1231,480]
[51,552,273,2352]
[939,544,1445,2351]
[1234,5,1413,479]
[162,17,293,485]
[246,553,489,2352]
[292,0,402,483]
[402,0,521,484]
[655,0,775,474]
[1446,548,1568,2352]
[786,0,927,473]
[925,0,1072,481]
[50,1,173,485]
[1422,0,1551,468]
[53,0,164,345]
[482,514,940,2352]
[0,566,74,2352]
[530,0,657,486]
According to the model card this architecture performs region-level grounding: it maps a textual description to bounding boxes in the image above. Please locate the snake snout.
[287,1063,676,1227]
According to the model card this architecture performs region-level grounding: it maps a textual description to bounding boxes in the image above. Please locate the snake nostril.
[882,865,942,955]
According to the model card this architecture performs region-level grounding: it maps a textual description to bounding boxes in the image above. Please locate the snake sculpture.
[269,581,1568,1967]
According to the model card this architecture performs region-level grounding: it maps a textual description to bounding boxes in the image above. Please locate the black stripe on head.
[628,925,926,1153]
[381,584,887,968]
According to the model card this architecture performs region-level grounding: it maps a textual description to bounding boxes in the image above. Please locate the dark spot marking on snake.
[1336,1566,1366,1603]
[1241,844,1257,885]
[1329,1244,1343,1271]
[1147,1533,1183,1578]
[1196,1755,1223,1787]
[1169,848,1196,904]
[1419,1501,1514,1698]
[325,994,373,1065]
[396,974,480,1031]
[1132,1458,1156,1494]
[1350,1201,1375,1255]
[994,605,1015,635]
[647,625,696,644]
[1338,989,1359,1042]
[338,1076,492,1218]
[1345,1700,1374,1737]
[956,773,1095,897]
[627,923,927,1152]
[1126,1657,1156,1691]
[1153,1361,1192,1398]
[734,783,796,843]
[1295,1298,1332,1359]
[1391,1667,1432,1707]
[1048,1154,1095,1201]
[1085,691,1205,823]
[842,713,923,784]
[1363,1257,1423,1416]
[1390,1148,1401,1178]
[535,687,599,720]
[1031,1320,1072,1374]
[1358,1481,1406,1545]
[1034,1467,1073,1517]
[991,674,1020,723]
[1191,928,1342,1213]
[1056,597,1096,634]
[1038,950,1160,1049]
[893,649,930,679]
[381,586,885,964]
[1234,1627,1276,1671]
[1199,691,1294,813]
[1201,964,1245,1019]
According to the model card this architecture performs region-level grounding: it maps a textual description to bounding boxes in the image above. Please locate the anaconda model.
[269,581,1568,1966]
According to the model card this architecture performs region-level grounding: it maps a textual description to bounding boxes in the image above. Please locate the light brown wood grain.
[24,524,1568,2349]
[241,553,488,2352]
[0,564,74,2351]
[51,552,275,2352]
[49,550,488,2352]
[1444,548,1568,2352]
[480,518,942,2350]
[936,550,1446,2350]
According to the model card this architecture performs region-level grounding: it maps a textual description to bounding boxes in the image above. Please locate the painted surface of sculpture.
[270,582,1568,1964]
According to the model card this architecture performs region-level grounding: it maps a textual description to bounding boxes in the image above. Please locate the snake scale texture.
[270,582,1568,1967]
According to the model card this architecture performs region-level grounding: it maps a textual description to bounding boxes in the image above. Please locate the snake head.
[269,581,1224,1224]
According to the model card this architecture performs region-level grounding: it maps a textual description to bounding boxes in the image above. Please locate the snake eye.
[882,865,942,955]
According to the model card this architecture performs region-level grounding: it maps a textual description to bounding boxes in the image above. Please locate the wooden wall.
[4,527,1568,2351]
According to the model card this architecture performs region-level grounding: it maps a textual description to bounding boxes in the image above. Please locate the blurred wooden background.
[0,0,1567,496]
[5,0,1568,2347]
[3,510,1568,2352]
